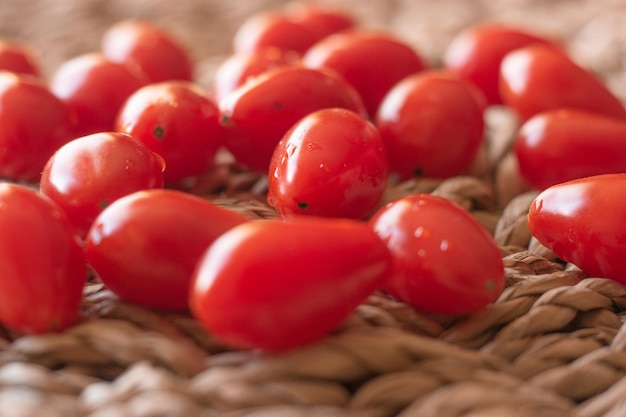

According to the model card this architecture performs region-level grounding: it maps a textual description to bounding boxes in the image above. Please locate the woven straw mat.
[3,0,626,416]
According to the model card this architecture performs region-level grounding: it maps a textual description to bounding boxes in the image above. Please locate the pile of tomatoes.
[0,3,623,351]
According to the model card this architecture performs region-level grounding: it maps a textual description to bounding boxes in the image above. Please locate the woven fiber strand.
[3,0,626,416]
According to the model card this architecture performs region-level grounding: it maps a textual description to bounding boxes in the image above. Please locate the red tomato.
[285,4,355,40]
[443,23,555,105]
[101,19,193,83]
[303,30,426,116]
[0,72,74,183]
[0,184,85,334]
[40,132,165,238]
[50,53,148,137]
[528,173,626,283]
[515,109,626,190]
[375,70,485,180]
[268,108,388,219]
[189,216,391,350]
[116,81,224,183]
[85,189,249,310]
[369,193,505,315]
[0,40,41,77]
[499,44,626,121]
[233,11,318,55]
[212,47,297,103]
[219,66,367,172]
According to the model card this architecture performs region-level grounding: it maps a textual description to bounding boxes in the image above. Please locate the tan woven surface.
[3,0,626,416]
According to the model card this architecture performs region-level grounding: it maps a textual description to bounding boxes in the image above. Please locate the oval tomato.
[116,81,225,183]
[443,23,555,105]
[515,109,626,190]
[285,4,355,41]
[49,53,148,137]
[0,184,85,334]
[101,19,193,83]
[0,72,74,183]
[0,39,40,77]
[40,132,165,238]
[499,44,626,121]
[369,193,505,315]
[219,66,367,172]
[85,189,249,310]
[268,108,388,219]
[189,216,391,350]
[528,173,626,283]
[303,30,426,116]
[375,70,485,180]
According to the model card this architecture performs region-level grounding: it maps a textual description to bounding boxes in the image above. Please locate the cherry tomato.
[528,173,626,283]
[515,109,626,190]
[212,47,297,103]
[268,108,388,219]
[0,184,85,334]
[219,66,367,172]
[85,189,249,310]
[285,4,355,41]
[189,216,391,350]
[375,70,485,180]
[233,11,318,55]
[40,132,165,238]
[116,81,224,183]
[49,53,148,137]
[303,30,426,116]
[0,72,74,183]
[369,193,505,315]
[443,23,555,105]
[499,44,626,121]
[0,39,41,77]
[101,19,193,83]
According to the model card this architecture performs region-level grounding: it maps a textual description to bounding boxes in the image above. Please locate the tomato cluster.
[4,2,623,351]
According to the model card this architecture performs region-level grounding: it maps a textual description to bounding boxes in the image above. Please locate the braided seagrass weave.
[2,0,626,416]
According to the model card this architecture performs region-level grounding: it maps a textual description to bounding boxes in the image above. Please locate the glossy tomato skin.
[0,72,74,183]
[375,71,485,180]
[101,19,193,83]
[212,47,297,103]
[499,44,626,121]
[285,4,355,41]
[443,23,554,105]
[189,216,392,351]
[369,193,505,315]
[85,189,249,310]
[116,81,224,183]
[220,66,367,172]
[515,109,626,190]
[40,132,165,238]
[0,40,41,77]
[0,184,86,334]
[268,108,388,219]
[528,173,626,283]
[50,53,148,137]
[303,30,426,116]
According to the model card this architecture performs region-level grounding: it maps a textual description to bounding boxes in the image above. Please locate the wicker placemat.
[2,0,626,416]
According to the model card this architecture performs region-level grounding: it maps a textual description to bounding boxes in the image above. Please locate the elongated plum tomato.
[375,71,485,180]
[0,184,86,334]
[219,66,367,172]
[85,189,249,310]
[49,53,148,137]
[189,217,392,351]
[443,23,555,105]
[268,108,388,219]
[528,173,626,283]
[116,81,224,183]
[101,19,193,83]
[499,44,626,121]
[284,3,355,41]
[302,30,426,116]
[515,109,626,190]
[0,72,74,183]
[369,193,505,315]
[40,132,165,238]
